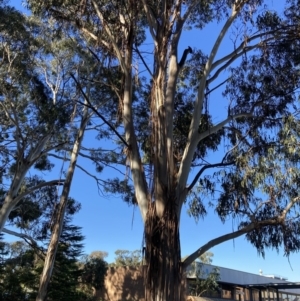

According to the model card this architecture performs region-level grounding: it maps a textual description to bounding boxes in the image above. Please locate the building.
[98,264,300,301]
[186,263,300,301]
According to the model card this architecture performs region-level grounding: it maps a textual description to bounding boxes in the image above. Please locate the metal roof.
[186,263,300,294]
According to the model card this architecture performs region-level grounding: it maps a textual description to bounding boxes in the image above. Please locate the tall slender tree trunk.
[36,98,89,301]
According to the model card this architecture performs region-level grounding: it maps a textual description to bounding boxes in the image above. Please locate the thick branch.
[36,83,90,301]
[141,0,158,43]
[27,134,52,162]
[208,44,258,84]
[183,227,252,269]
[197,113,252,143]
[281,196,300,220]
[2,227,38,247]
[177,3,241,197]
[183,198,294,270]
[182,216,281,270]
[0,101,23,150]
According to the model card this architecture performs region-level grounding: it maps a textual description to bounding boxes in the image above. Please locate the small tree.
[199,251,214,265]
[189,264,220,297]
[46,222,86,301]
[0,201,88,301]
[81,253,108,299]
[0,240,33,300]
[111,249,142,267]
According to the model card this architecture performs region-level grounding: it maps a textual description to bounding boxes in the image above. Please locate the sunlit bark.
[36,97,90,301]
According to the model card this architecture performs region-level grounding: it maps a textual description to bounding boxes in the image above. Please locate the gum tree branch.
[182,217,282,269]
[2,227,38,247]
[177,3,242,198]
[70,73,129,147]
[13,180,65,205]
[187,160,234,192]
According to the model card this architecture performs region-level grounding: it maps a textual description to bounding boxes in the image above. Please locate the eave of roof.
[247,283,300,290]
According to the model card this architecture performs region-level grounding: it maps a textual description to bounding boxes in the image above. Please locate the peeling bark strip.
[145,200,182,301]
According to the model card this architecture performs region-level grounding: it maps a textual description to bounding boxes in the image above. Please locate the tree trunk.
[145,200,183,301]
[36,98,89,301]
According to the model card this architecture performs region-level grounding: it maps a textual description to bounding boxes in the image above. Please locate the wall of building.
[97,266,145,301]
[96,265,300,301]
[187,263,300,292]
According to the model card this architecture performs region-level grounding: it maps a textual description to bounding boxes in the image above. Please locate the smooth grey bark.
[176,5,240,208]
[2,227,38,247]
[92,0,149,222]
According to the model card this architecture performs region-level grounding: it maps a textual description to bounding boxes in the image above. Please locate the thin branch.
[75,164,106,195]
[205,78,229,97]
[41,141,69,155]
[187,161,234,192]
[48,152,68,159]
[134,45,153,77]
[87,46,101,62]
[49,150,124,173]
[210,29,286,71]
[181,0,198,24]
[13,180,65,205]
[70,73,129,147]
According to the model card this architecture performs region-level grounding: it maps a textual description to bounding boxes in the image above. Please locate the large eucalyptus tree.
[25,0,300,300]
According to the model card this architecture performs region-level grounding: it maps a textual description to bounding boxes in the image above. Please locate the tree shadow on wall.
[121,266,145,301]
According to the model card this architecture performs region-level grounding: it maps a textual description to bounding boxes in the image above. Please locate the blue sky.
[6,0,300,282]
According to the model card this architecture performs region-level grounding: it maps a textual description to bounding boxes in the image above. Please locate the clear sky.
[6,0,300,282]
